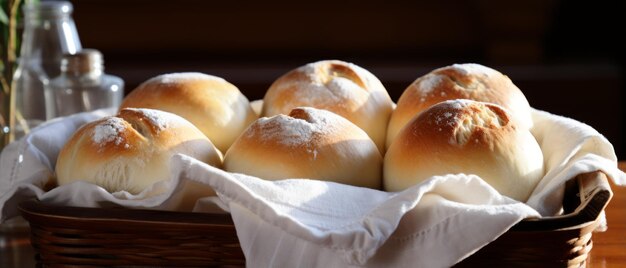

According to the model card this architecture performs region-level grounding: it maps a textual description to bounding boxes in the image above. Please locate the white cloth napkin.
[1,108,625,267]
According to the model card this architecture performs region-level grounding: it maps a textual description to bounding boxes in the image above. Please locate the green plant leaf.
[0,8,8,25]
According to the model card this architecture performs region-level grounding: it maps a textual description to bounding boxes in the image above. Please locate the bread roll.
[56,108,223,195]
[225,107,382,189]
[119,72,258,154]
[261,60,394,153]
[386,63,533,149]
[384,100,544,202]
[250,99,263,117]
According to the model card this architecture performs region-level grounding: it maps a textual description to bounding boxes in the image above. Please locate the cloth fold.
[1,108,625,267]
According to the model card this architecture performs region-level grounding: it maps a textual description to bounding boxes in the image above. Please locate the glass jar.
[45,49,124,119]
[11,1,81,138]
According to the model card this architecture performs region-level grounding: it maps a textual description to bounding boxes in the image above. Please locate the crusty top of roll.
[261,60,394,153]
[225,107,383,189]
[120,72,258,154]
[56,108,223,196]
[386,63,533,149]
[384,100,544,202]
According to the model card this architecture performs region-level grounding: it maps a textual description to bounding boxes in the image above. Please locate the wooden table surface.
[1,163,625,267]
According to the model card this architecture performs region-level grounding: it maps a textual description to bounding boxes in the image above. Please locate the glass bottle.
[45,49,124,119]
[11,1,81,138]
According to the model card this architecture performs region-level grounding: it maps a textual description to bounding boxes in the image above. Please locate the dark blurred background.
[70,0,624,159]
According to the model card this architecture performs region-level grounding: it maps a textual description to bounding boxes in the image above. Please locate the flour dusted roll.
[56,108,223,195]
[386,63,533,149]
[120,72,258,154]
[262,60,394,153]
[384,100,544,202]
[225,107,383,189]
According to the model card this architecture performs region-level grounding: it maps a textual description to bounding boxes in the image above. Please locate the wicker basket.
[19,171,612,267]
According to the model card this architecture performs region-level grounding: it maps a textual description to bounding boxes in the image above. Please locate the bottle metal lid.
[24,1,73,18]
[61,49,103,75]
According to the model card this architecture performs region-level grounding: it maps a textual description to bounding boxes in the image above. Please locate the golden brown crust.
[224,107,383,189]
[261,60,394,153]
[120,73,258,154]
[384,100,544,202]
[386,63,533,149]
[55,108,223,198]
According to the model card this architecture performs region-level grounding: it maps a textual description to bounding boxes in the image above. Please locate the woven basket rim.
[19,171,612,232]
[16,171,613,267]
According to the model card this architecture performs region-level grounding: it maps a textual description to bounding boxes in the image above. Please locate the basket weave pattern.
[29,224,243,266]
[22,205,244,267]
[456,221,597,267]
[20,172,612,267]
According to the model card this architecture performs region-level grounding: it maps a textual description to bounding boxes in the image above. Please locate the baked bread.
[56,108,223,195]
[384,100,544,202]
[261,60,394,153]
[386,63,533,149]
[225,107,383,189]
[250,99,263,117]
[119,72,258,154]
